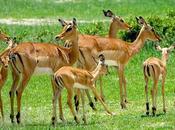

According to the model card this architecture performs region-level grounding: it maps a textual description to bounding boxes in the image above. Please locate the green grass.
[0,0,175,20]
[0,23,175,130]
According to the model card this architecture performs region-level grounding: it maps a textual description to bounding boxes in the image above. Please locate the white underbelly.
[73,83,89,89]
[33,67,53,75]
[105,60,118,66]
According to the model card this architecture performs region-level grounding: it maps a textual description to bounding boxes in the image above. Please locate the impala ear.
[103,9,115,18]
[99,54,105,64]
[136,16,147,26]
[155,44,162,51]
[72,18,77,26]
[58,18,67,27]
[168,44,175,52]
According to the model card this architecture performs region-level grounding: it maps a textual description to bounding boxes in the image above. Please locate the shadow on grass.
[141,113,166,118]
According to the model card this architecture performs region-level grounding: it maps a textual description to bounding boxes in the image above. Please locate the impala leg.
[118,66,126,109]
[74,88,80,112]
[85,90,96,111]
[16,73,31,124]
[123,76,128,103]
[58,92,65,122]
[81,90,87,124]
[9,70,20,123]
[0,91,4,121]
[144,75,149,115]
[162,76,166,113]
[51,88,60,126]
[99,76,105,102]
[94,81,98,102]
[67,88,79,124]
[91,85,112,115]
[51,77,65,122]
[151,80,158,116]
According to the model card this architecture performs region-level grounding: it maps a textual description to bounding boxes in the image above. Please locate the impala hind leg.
[9,70,20,123]
[67,89,79,124]
[51,88,60,126]
[144,75,149,115]
[16,73,31,124]
[151,80,158,116]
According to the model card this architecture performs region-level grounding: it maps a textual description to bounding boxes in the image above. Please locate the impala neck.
[161,54,167,66]
[130,27,147,56]
[69,33,79,65]
[108,22,117,38]
[90,64,102,82]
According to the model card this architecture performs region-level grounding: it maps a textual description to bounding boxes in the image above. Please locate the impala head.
[55,18,77,41]
[98,54,108,75]
[156,44,175,60]
[136,16,161,41]
[0,31,10,42]
[0,53,9,68]
[103,9,131,30]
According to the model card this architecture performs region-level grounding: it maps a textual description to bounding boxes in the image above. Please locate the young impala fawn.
[52,54,113,125]
[0,32,16,120]
[59,10,131,110]
[143,44,175,116]
[8,18,79,124]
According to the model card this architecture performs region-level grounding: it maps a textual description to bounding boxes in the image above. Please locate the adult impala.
[8,18,79,124]
[60,10,131,109]
[52,54,113,125]
[143,44,174,116]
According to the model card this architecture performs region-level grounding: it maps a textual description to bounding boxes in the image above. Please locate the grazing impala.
[8,18,79,124]
[59,10,131,110]
[52,54,113,125]
[143,44,174,116]
[0,32,16,120]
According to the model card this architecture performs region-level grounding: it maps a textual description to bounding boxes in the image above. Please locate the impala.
[143,44,174,116]
[8,18,79,124]
[92,16,161,108]
[52,54,113,125]
[59,10,131,110]
[0,32,16,120]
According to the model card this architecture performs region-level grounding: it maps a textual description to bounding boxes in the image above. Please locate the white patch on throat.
[105,60,118,66]
[73,83,89,89]
[34,67,53,75]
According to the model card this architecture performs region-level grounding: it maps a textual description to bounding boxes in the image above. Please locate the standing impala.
[0,32,16,120]
[52,54,113,125]
[8,18,79,124]
[143,44,174,116]
[93,16,161,108]
[60,10,131,110]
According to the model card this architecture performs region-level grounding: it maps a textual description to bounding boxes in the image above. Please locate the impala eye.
[66,27,72,32]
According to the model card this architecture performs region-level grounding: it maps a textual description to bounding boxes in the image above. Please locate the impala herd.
[0,10,174,126]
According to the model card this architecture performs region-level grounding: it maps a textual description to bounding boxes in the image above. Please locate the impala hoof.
[121,102,126,109]
[74,116,80,124]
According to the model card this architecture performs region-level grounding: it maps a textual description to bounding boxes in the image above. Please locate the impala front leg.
[118,66,126,109]
[162,76,166,113]
[0,91,4,120]
[99,76,105,102]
